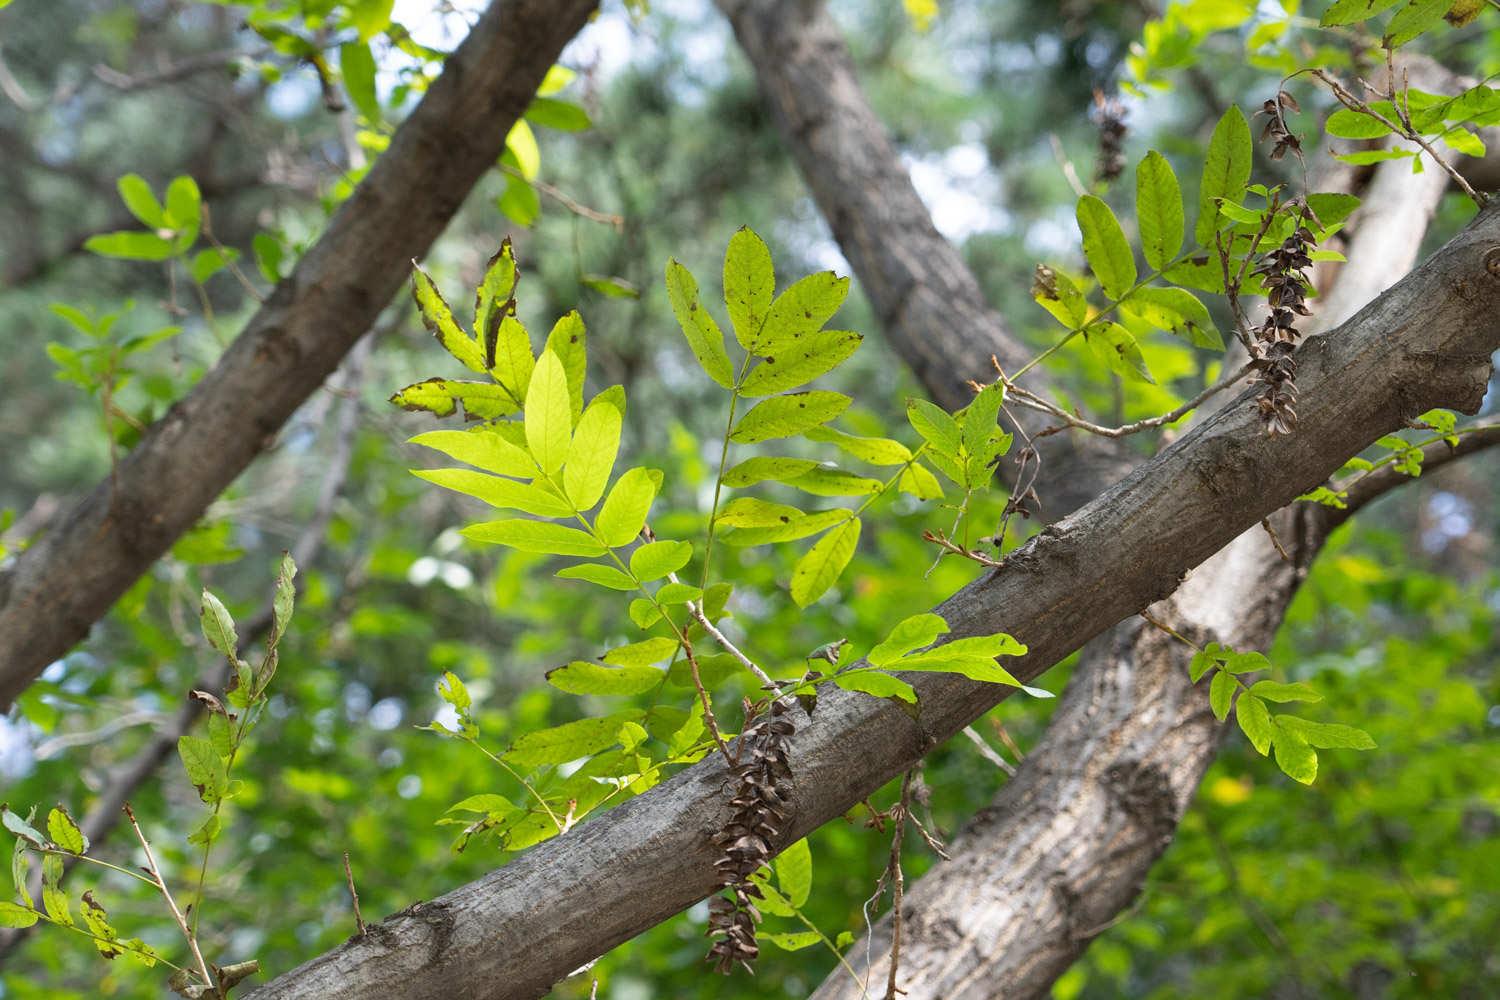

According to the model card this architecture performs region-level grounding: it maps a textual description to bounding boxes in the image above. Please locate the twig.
[684,598,785,699]
[884,771,914,1000]
[1138,608,1200,651]
[1006,364,1253,440]
[921,529,1002,567]
[343,852,367,937]
[124,803,218,998]
[679,636,735,767]
[498,164,624,229]
[201,204,266,304]
[1260,518,1292,563]
[1047,133,1090,198]
[961,726,1016,776]
[1311,67,1488,208]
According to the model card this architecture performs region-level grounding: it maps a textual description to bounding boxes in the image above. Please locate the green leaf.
[525,350,573,476]
[41,854,70,927]
[730,391,851,443]
[340,41,379,121]
[1197,106,1253,243]
[630,540,692,581]
[1076,194,1136,301]
[716,497,804,529]
[506,119,540,180]
[757,271,850,356]
[1121,286,1222,350]
[437,671,471,713]
[187,814,221,848]
[1032,265,1089,328]
[1135,150,1184,271]
[775,838,812,907]
[724,227,775,352]
[1,807,44,848]
[189,247,236,284]
[1246,680,1322,703]
[199,590,238,659]
[1236,693,1274,755]
[723,456,819,487]
[897,463,944,500]
[547,661,662,696]
[1324,109,1394,139]
[412,266,486,374]
[790,517,860,607]
[740,330,863,396]
[1084,322,1155,384]
[505,711,645,767]
[665,259,735,389]
[84,231,176,261]
[411,469,573,517]
[1274,716,1377,749]
[498,176,540,228]
[525,96,591,131]
[580,274,640,299]
[116,174,164,227]
[563,394,623,510]
[544,311,587,423]
[1209,669,1237,721]
[803,427,912,465]
[1189,642,1223,682]
[390,378,517,420]
[722,508,853,546]
[596,467,662,547]
[905,398,962,458]
[46,808,86,855]
[556,563,638,591]
[410,428,535,478]
[655,582,703,605]
[1272,724,1318,784]
[1384,0,1449,46]
[163,176,201,241]
[461,519,607,557]
[869,613,949,667]
[833,670,917,704]
[762,931,821,951]
[628,598,663,629]
[272,552,296,641]
[178,735,227,804]
[207,712,235,757]
[0,902,37,929]
[1222,650,1271,674]
[785,467,883,497]
[489,314,535,404]
[1320,0,1403,25]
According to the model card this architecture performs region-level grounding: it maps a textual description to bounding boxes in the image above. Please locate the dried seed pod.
[1091,90,1128,184]
[705,700,796,974]
[1248,209,1317,434]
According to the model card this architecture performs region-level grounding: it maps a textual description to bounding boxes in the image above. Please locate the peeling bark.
[0,0,599,706]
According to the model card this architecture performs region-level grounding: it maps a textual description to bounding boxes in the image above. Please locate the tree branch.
[241,201,1500,999]
[0,0,600,707]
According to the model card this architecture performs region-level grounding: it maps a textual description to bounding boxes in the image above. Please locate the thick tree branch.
[808,83,1479,992]
[242,203,1500,999]
[0,0,599,707]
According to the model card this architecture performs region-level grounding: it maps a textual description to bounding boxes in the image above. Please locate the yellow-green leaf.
[563,393,623,511]
[525,351,573,476]
[665,259,735,388]
[596,467,662,547]
[790,517,860,607]
[412,469,573,517]
[724,227,775,352]
[461,519,607,557]
[1135,150,1184,271]
[412,267,485,374]
[730,391,851,444]
[1076,194,1136,301]
[409,428,535,478]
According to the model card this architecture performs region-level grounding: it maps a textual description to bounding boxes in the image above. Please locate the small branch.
[1312,67,1488,208]
[497,164,624,229]
[1259,518,1292,563]
[684,599,784,698]
[1009,364,1252,440]
[961,726,1015,776]
[884,770,914,1000]
[1047,133,1090,199]
[1138,608,1200,651]
[125,804,218,998]
[1324,420,1500,528]
[343,852,367,938]
[921,529,1002,567]
[678,637,736,767]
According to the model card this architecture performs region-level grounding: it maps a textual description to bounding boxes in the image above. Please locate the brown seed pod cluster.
[1249,211,1316,435]
[1255,89,1302,161]
[1092,89,1128,183]
[705,700,796,974]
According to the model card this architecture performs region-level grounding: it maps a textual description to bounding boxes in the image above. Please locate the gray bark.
[244,203,1500,998]
[0,0,599,707]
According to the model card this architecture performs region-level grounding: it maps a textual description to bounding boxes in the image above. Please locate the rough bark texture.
[0,0,598,707]
[793,41,1474,1000]
[244,200,1500,998]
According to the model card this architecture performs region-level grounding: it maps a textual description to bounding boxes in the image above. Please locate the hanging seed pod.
[1248,209,1317,435]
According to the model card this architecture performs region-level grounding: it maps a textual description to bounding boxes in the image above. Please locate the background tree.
[0,1,1497,998]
